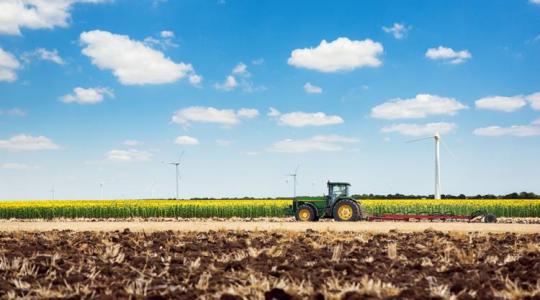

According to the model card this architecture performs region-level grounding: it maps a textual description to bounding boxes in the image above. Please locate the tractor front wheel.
[333,199,361,222]
[295,204,317,221]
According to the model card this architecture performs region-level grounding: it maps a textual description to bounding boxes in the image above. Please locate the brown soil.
[0,229,539,299]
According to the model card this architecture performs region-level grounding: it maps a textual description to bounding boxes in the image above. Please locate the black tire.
[295,204,317,221]
[483,214,497,223]
[333,199,361,222]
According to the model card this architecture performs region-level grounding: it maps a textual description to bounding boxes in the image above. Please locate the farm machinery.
[286,181,498,223]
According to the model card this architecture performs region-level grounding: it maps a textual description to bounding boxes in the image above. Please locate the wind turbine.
[287,164,300,199]
[50,185,56,200]
[99,182,104,200]
[407,132,442,200]
[165,151,184,200]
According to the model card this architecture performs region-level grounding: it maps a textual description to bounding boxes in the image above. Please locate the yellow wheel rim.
[337,204,353,220]
[298,208,311,221]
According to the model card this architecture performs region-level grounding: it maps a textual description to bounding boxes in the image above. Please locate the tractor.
[286,181,362,221]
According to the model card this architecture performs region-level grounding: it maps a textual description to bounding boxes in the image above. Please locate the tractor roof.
[327,181,350,186]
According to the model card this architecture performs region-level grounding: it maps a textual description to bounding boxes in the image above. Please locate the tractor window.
[331,185,348,196]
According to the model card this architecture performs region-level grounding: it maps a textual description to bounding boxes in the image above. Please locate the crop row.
[0,199,538,219]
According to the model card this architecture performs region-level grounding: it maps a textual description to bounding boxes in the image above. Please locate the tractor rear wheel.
[333,199,361,222]
[295,204,317,221]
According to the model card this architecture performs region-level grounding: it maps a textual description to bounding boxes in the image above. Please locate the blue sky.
[1,0,539,199]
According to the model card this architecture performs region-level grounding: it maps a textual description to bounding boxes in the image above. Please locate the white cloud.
[123,140,141,146]
[216,139,232,146]
[475,96,527,112]
[526,92,540,110]
[425,46,472,64]
[252,58,264,65]
[0,108,26,117]
[237,108,259,118]
[473,125,540,137]
[0,47,20,82]
[0,162,32,170]
[175,135,199,145]
[189,74,203,86]
[268,107,281,117]
[304,82,322,94]
[232,62,248,76]
[172,106,258,126]
[60,87,113,104]
[288,37,383,72]
[532,118,540,125]
[80,30,199,85]
[106,149,153,162]
[381,122,456,137]
[0,0,108,36]
[278,112,344,127]
[160,30,174,38]
[371,94,467,119]
[214,75,238,91]
[382,23,410,39]
[270,135,358,153]
[530,0,540,4]
[24,48,65,65]
[0,134,59,151]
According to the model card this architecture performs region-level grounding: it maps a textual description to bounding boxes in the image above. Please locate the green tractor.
[286,181,362,221]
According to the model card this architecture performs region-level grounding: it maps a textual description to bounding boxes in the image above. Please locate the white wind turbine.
[164,151,185,200]
[407,132,443,200]
[286,164,300,199]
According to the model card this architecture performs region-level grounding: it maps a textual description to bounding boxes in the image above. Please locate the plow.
[286,181,497,223]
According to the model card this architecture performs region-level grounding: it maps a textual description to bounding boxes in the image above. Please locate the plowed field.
[1,229,539,299]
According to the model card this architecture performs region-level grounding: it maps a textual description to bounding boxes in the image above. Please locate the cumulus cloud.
[526,92,540,110]
[60,87,114,104]
[160,30,174,38]
[172,106,258,127]
[237,108,259,118]
[0,162,32,170]
[475,95,527,112]
[214,75,238,91]
[232,62,248,76]
[288,37,383,72]
[371,94,467,119]
[0,0,108,35]
[270,135,358,153]
[277,112,344,127]
[0,134,59,151]
[304,82,322,94]
[473,125,540,137]
[474,92,540,112]
[381,122,456,137]
[0,48,20,82]
[268,107,281,117]
[425,46,472,64]
[0,108,26,117]
[23,48,65,65]
[106,149,153,162]
[175,135,199,145]
[382,23,410,39]
[80,30,199,85]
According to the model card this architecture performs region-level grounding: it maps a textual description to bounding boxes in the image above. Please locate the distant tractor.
[287,181,362,221]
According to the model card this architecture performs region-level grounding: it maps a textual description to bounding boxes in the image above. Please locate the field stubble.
[0,230,539,299]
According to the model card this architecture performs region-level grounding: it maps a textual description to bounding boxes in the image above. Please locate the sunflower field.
[0,199,538,219]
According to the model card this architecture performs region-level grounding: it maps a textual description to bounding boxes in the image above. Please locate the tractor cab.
[327,181,350,202]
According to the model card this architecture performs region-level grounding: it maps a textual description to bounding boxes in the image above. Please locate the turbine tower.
[165,151,184,200]
[287,164,300,199]
[408,133,442,200]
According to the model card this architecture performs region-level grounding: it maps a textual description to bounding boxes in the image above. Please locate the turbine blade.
[441,139,457,160]
[405,136,433,143]
[179,150,185,163]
